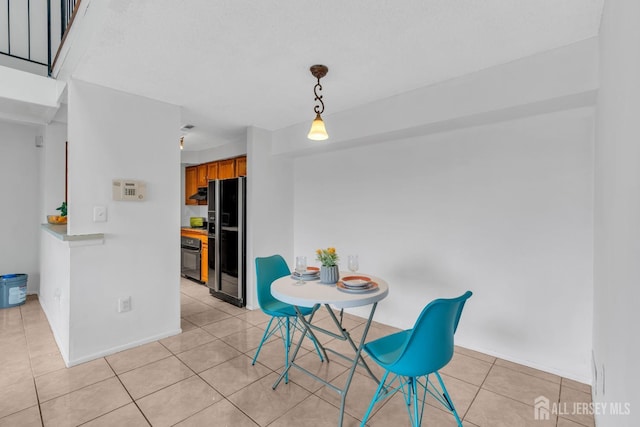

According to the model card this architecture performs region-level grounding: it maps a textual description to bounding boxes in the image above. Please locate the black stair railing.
[1,0,81,76]
[50,0,80,73]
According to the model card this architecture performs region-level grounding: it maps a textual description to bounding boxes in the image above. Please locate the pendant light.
[307,64,329,141]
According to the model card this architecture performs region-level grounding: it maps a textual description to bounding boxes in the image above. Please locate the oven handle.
[181,247,201,253]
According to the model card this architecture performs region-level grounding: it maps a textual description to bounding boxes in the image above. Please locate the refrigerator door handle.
[237,177,244,303]
[215,181,221,293]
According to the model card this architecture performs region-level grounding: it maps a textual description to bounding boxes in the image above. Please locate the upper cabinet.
[207,162,219,181]
[184,156,247,205]
[197,164,208,188]
[236,156,247,177]
[185,166,198,205]
[218,159,236,180]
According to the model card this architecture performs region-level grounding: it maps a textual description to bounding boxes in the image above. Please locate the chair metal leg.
[360,370,390,427]
[406,376,413,407]
[411,377,419,427]
[252,316,275,365]
[434,371,463,427]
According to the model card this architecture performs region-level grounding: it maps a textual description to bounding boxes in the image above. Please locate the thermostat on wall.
[112,179,146,201]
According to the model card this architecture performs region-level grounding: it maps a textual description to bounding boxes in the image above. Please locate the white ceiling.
[71,0,603,151]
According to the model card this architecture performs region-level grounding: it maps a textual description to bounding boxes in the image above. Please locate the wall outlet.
[118,296,131,313]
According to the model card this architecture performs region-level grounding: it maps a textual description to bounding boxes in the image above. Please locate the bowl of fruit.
[47,215,67,225]
[47,201,67,225]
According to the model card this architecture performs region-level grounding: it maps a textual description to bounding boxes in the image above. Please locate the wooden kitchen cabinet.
[235,156,247,177]
[200,238,208,283]
[197,164,208,187]
[185,166,198,205]
[217,159,236,179]
[185,157,246,205]
[206,162,218,181]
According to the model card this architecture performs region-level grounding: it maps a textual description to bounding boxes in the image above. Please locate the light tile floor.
[0,278,596,427]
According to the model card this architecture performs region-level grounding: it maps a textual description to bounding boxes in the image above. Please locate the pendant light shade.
[307,113,328,140]
[307,64,329,141]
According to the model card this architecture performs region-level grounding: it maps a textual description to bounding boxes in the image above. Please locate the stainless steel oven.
[181,236,201,282]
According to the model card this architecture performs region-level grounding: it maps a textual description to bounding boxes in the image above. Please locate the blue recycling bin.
[0,274,28,308]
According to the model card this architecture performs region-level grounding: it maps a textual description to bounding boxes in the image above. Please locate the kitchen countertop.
[180,227,208,236]
[41,224,105,243]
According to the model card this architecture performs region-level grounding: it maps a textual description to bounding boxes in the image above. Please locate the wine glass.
[347,255,359,273]
[295,256,307,285]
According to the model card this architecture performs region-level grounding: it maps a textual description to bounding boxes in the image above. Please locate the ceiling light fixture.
[179,124,193,151]
[307,64,329,141]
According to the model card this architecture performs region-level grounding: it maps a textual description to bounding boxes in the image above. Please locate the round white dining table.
[270,272,389,427]
[271,272,389,309]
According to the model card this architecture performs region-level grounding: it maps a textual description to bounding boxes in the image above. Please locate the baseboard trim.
[66,328,182,368]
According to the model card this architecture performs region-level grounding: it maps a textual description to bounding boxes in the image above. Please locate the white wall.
[39,121,67,223]
[0,121,42,293]
[65,79,181,364]
[593,1,640,425]
[293,108,594,381]
[245,127,294,309]
[267,39,598,382]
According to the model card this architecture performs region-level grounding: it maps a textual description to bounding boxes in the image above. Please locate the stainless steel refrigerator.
[207,177,246,307]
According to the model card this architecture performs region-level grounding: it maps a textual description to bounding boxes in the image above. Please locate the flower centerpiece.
[316,247,340,284]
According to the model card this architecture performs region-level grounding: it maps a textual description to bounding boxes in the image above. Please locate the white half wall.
[293,108,594,381]
[0,121,42,293]
[39,231,71,362]
[65,79,181,364]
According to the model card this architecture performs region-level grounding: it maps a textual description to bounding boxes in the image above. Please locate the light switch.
[93,206,107,222]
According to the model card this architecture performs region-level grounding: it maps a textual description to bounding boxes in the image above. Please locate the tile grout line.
[100,357,153,427]
[461,353,496,422]
[21,302,47,427]
[185,311,277,427]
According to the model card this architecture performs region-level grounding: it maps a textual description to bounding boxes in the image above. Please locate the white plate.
[336,281,379,293]
[340,276,372,288]
[291,275,320,281]
[342,279,371,287]
[292,272,320,278]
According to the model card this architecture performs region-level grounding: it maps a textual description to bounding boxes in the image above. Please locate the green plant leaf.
[55,201,67,217]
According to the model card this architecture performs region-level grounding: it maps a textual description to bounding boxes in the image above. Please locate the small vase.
[320,265,339,284]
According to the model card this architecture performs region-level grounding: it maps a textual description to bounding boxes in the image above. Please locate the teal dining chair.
[252,255,323,383]
[360,290,473,427]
